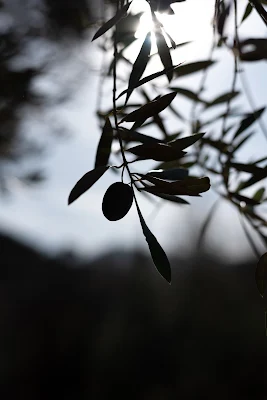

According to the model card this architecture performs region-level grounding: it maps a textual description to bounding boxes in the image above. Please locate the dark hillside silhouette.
[0,233,265,399]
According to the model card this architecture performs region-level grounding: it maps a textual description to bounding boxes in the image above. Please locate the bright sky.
[0,0,266,262]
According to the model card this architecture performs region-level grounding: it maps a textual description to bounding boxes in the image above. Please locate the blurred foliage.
[0,0,96,189]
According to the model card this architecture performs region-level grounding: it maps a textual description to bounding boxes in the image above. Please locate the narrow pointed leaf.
[116,63,182,100]
[255,252,267,297]
[169,133,205,151]
[148,192,189,204]
[68,166,109,205]
[249,0,267,26]
[95,117,113,168]
[153,113,168,136]
[234,108,265,138]
[170,86,204,102]
[205,91,239,108]
[253,187,265,202]
[156,30,173,82]
[241,2,253,23]
[229,192,261,206]
[142,180,189,204]
[229,162,264,174]
[174,60,216,78]
[237,166,267,190]
[202,137,229,153]
[128,142,185,161]
[92,2,132,41]
[232,131,253,152]
[135,198,171,283]
[126,32,151,103]
[140,176,210,196]
[118,127,161,144]
[121,92,177,125]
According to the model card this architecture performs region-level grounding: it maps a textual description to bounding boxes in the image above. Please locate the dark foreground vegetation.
[0,233,265,399]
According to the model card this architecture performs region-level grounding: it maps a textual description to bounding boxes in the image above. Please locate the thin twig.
[112,0,134,186]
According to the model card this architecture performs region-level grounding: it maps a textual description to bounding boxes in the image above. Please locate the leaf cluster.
[68,0,267,285]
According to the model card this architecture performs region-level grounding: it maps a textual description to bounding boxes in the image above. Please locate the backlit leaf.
[118,127,161,144]
[169,133,205,151]
[135,198,171,283]
[205,91,239,108]
[116,63,182,100]
[174,60,216,78]
[92,2,132,41]
[229,192,261,206]
[253,187,265,203]
[170,86,204,102]
[241,2,253,23]
[126,32,151,103]
[140,176,210,196]
[120,92,176,126]
[128,142,185,161]
[68,166,109,205]
[229,162,264,174]
[95,117,113,168]
[237,166,267,190]
[142,182,189,204]
[156,30,173,82]
[202,137,229,153]
[234,108,265,138]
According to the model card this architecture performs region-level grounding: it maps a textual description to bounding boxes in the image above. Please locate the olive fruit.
[102,182,134,221]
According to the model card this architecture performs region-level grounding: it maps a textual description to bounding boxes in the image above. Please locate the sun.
[126,0,215,64]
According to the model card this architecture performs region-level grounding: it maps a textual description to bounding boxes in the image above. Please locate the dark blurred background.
[0,1,266,398]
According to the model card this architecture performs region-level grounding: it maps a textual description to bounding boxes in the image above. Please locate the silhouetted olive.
[102,182,134,221]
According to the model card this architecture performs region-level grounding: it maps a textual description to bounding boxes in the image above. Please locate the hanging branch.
[68,0,267,284]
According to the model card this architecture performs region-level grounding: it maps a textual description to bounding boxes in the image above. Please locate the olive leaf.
[140,176,210,196]
[241,2,253,23]
[134,197,171,283]
[156,30,173,82]
[120,92,177,127]
[95,117,113,168]
[118,127,161,144]
[169,133,205,151]
[174,60,216,78]
[255,252,267,297]
[205,91,239,108]
[237,166,267,190]
[147,191,190,205]
[128,142,185,161]
[229,162,265,174]
[125,31,151,104]
[229,192,261,206]
[234,107,265,138]
[68,166,109,205]
[116,63,182,100]
[253,187,265,203]
[170,86,205,103]
[92,1,132,41]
